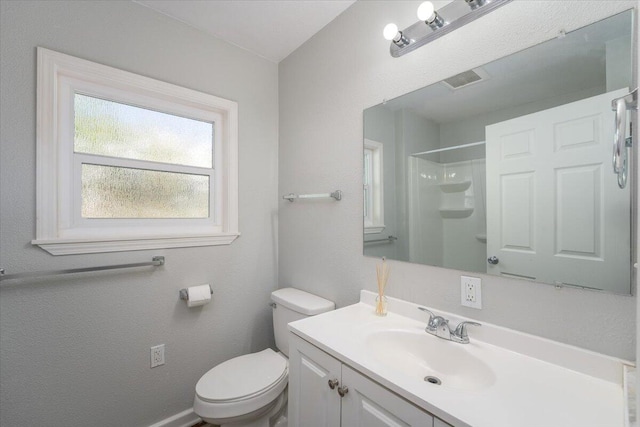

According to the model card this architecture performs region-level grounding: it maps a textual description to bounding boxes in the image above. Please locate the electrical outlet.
[461,276,482,309]
[150,344,165,368]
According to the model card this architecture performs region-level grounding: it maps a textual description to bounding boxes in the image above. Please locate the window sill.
[32,233,240,255]
[364,225,386,235]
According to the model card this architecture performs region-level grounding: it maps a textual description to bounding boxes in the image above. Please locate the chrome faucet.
[418,307,481,344]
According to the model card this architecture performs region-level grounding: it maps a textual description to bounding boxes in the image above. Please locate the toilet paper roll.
[187,284,212,308]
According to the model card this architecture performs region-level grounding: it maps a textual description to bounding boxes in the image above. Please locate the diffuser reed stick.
[375,257,390,316]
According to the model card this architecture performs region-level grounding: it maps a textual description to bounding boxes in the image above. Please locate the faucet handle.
[453,321,481,342]
[418,306,437,330]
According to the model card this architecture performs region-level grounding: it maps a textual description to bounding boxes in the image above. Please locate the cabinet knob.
[337,385,349,397]
[487,256,499,265]
[328,379,339,390]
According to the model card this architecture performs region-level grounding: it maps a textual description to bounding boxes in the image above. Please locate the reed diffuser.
[375,257,390,316]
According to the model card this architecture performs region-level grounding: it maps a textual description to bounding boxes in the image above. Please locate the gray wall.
[279,0,637,360]
[0,2,278,426]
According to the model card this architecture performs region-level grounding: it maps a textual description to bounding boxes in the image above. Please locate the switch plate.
[150,344,165,368]
[461,276,482,309]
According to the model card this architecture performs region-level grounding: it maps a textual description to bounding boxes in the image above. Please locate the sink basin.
[365,329,496,392]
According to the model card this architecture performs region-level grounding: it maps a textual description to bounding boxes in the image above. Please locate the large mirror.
[363,11,635,295]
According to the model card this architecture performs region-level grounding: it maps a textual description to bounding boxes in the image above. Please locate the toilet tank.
[271,288,335,357]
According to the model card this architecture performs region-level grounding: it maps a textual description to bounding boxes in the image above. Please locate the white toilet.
[193,288,335,427]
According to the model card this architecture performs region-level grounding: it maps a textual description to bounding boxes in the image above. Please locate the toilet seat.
[196,348,287,403]
[194,349,288,421]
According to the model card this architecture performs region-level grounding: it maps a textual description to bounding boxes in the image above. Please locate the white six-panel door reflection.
[486,89,631,293]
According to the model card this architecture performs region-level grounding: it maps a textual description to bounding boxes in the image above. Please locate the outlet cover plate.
[150,344,165,368]
[461,276,482,309]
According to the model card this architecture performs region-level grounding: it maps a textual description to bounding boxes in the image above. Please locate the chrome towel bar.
[283,190,342,202]
[0,256,165,282]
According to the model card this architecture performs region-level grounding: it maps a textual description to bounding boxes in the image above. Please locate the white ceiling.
[134,0,357,63]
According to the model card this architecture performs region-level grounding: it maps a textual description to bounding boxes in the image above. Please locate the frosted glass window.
[74,94,213,168]
[82,164,209,218]
[35,48,239,254]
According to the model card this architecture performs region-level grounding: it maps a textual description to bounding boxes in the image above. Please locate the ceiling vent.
[441,67,490,90]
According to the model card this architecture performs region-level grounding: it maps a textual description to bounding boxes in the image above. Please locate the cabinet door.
[288,333,342,427]
[341,365,434,427]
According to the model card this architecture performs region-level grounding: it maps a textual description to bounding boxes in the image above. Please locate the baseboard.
[148,408,201,427]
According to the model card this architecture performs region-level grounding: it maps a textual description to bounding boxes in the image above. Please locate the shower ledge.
[438,181,471,193]
[439,207,473,219]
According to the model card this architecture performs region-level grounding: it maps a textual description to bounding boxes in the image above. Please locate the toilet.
[193,288,335,427]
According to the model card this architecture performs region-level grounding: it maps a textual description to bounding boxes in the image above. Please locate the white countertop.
[288,291,629,427]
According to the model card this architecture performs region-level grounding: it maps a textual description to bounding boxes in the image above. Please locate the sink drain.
[424,376,441,385]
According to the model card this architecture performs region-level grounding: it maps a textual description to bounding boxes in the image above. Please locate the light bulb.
[383,23,399,41]
[417,1,436,22]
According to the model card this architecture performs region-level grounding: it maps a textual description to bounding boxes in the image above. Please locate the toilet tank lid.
[271,288,335,315]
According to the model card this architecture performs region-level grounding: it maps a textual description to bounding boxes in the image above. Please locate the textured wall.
[0,1,278,426]
[279,0,637,360]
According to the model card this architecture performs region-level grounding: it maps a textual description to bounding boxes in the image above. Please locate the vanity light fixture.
[466,0,487,10]
[385,0,512,57]
[383,23,410,47]
[417,2,445,30]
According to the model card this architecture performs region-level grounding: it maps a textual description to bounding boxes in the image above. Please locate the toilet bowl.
[193,288,335,427]
[194,349,288,427]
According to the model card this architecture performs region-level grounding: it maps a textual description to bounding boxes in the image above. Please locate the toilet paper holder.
[179,285,213,301]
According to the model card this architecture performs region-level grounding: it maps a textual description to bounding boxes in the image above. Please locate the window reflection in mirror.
[363,10,635,295]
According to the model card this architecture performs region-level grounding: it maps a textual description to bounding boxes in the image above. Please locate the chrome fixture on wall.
[612,88,637,189]
[384,0,512,57]
[0,256,165,283]
[282,190,342,202]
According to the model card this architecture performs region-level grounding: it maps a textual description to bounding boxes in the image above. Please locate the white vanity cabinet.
[289,333,451,427]
[287,294,627,427]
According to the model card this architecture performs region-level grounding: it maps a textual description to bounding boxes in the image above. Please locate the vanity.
[287,291,628,427]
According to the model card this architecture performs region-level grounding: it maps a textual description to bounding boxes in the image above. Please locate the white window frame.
[364,139,385,234]
[33,48,239,255]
